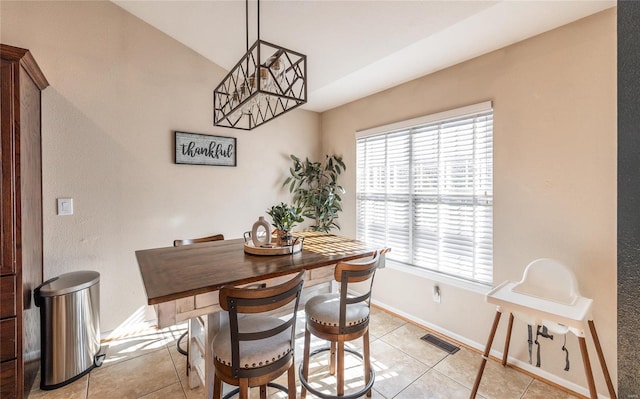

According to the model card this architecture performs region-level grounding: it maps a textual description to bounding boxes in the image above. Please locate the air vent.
[420,333,460,355]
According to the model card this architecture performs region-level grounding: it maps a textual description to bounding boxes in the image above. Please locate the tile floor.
[28,307,579,399]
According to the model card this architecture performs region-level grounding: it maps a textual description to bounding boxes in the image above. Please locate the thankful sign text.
[175,131,236,167]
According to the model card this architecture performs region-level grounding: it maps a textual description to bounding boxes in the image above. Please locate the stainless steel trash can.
[34,271,103,390]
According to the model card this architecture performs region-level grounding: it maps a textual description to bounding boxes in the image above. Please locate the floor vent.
[420,333,460,355]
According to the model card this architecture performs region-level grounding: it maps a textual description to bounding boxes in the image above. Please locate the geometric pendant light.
[213,0,307,130]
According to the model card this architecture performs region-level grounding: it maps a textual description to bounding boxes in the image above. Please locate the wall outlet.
[432,285,441,303]
[57,198,73,215]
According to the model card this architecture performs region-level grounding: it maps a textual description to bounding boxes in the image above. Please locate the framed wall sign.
[175,131,236,167]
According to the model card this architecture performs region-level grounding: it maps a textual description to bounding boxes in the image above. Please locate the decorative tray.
[243,240,303,256]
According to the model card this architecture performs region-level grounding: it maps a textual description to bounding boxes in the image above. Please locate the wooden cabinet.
[1,44,49,399]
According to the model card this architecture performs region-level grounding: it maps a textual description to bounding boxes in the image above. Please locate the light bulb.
[257,67,270,90]
[268,55,284,91]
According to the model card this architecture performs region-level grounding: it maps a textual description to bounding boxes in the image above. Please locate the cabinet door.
[0,58,16,276]
[0,276,16,318]
[0,359,17,399]
[0,319,17,362]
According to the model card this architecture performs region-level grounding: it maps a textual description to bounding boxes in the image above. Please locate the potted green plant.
[266,202,303,246]
[283,154,345,233]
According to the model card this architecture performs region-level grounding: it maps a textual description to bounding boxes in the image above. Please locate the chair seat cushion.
[212,314,292,369]
[305,293,369,327]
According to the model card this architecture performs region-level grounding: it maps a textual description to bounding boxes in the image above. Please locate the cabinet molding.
[1,43,48,399]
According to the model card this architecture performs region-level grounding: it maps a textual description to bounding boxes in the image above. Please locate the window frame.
[355,101,493,287]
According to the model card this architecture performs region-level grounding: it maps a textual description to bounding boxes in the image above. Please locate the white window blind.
[356,103,493,285]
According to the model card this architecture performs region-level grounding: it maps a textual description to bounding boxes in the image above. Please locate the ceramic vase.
[251,216,271,247]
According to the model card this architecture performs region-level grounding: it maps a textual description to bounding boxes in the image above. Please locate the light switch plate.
[57,198,73,215]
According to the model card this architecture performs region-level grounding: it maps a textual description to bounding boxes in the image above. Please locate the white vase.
[251,216,271,247]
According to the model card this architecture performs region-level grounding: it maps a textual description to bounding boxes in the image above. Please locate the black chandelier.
[213,0,307,130]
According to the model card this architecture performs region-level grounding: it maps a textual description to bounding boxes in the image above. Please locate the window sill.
[383,259,493,295]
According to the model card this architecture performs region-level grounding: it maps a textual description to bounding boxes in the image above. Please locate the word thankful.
[174,131,237,166]
[180,141,234,159]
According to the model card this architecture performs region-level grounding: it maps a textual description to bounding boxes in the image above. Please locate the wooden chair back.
[335,251,380,334]
[219,271,305,379]
[173,233,224,247]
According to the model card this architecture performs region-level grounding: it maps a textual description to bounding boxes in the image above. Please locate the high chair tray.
[486,281,593,329]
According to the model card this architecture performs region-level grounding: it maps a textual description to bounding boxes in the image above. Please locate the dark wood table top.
[136,232,383,305]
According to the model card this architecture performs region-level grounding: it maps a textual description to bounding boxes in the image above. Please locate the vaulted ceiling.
[113,0,614,112]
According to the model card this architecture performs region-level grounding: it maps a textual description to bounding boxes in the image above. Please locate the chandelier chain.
[245,0,262,52]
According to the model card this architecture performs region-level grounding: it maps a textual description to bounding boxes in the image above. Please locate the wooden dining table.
[135,231,385,397]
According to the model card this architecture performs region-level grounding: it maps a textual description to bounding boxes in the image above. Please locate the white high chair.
[470,259,616,399]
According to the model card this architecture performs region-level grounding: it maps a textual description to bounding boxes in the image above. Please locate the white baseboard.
[370,299,612,399]
[24,349,41,363]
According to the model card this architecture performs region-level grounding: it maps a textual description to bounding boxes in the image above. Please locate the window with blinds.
[356,102,493,285]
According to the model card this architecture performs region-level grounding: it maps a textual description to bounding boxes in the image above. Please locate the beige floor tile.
[521,379,580,399]
[434,347,532,399]
[102,328,170,368]
[30,307,584,399]
[161,323,189,347]
[138,382,186,399]
[369,307,406,338]
[272,349,382,399]
[300,351,358,397]
[88,347,179,399]
[182,384,206,399]
[167,343,207,399]
[369,339,430,399]
[433,347,482,388]
[28,374,88,399]
[479,359,533,399]
[368,388,387,399]
[380,324,450,367]
[395,369,483,399]
[294,331,327,360]
[167,341,189,384]
[302,386,387,399]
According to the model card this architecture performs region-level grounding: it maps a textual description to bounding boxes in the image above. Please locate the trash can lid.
[37,271,100,297]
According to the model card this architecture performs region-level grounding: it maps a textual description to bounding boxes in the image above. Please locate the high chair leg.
[588,320,617,399]
[470,310,502,398]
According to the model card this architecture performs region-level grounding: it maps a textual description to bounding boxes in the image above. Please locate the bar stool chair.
[212,270,306,399]
[172,234,225,376]
[299,251,381,399]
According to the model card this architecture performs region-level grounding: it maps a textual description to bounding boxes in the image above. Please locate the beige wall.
[0,1,321,332]
[1,1,617,395]
[321,9,616,397]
